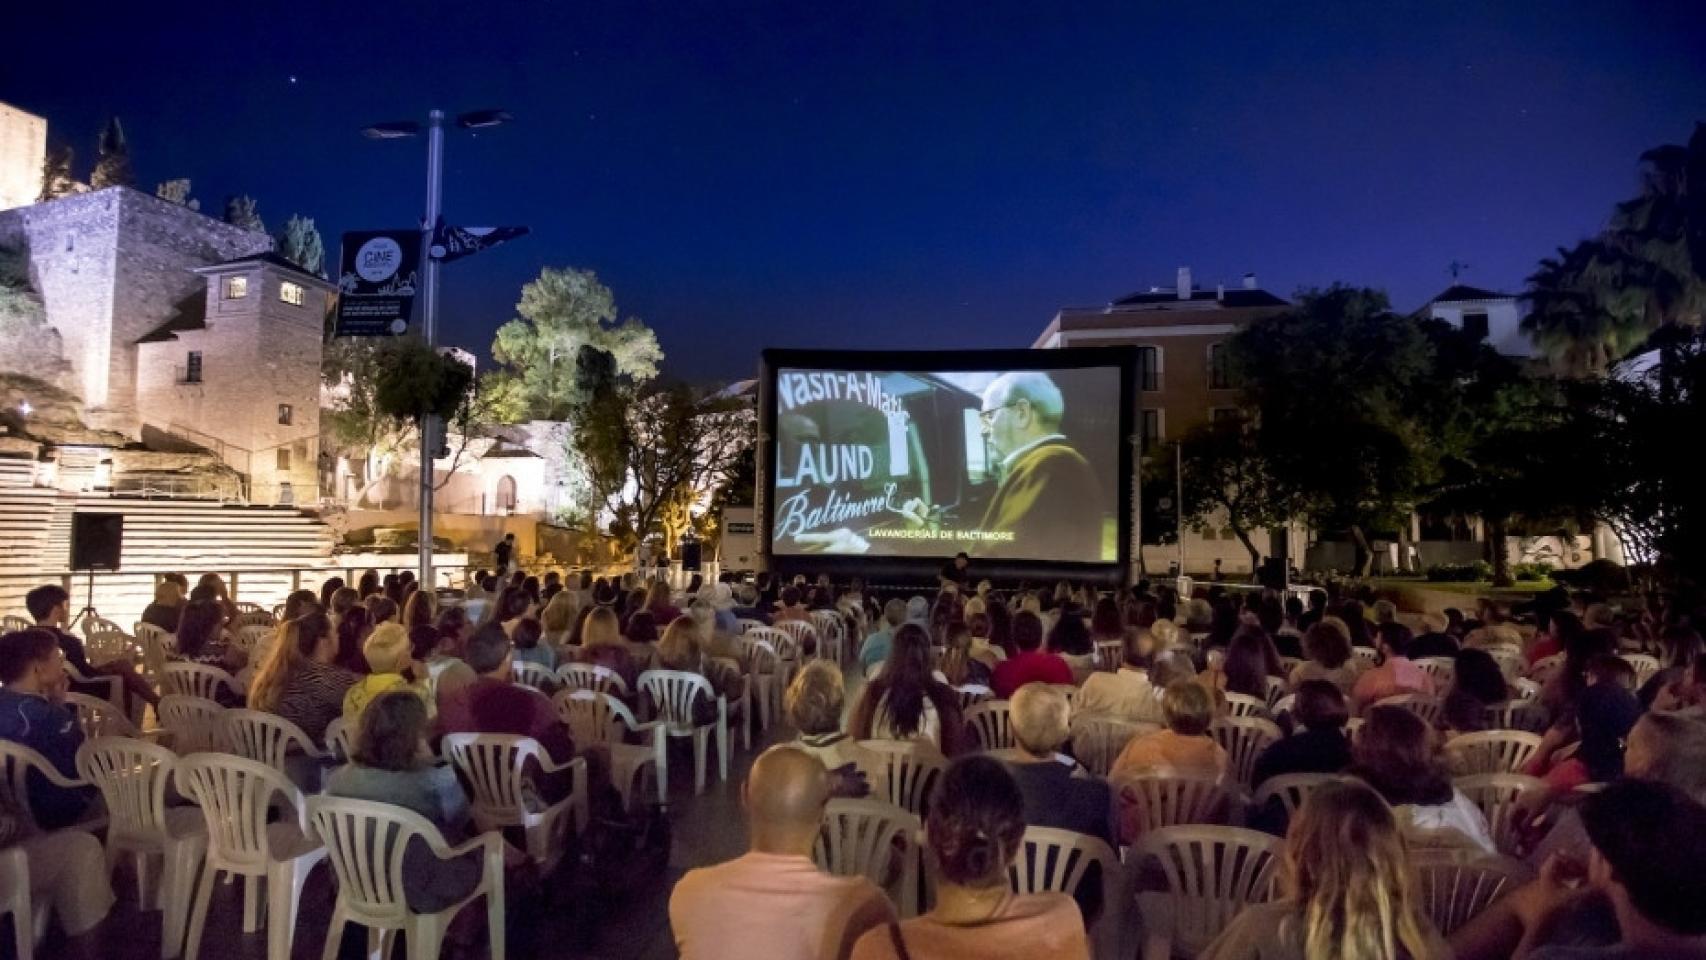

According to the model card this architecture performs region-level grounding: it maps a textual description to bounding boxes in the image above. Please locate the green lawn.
[1368,576,1557,597]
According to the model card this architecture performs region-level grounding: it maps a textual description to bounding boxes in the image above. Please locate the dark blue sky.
[6,0,1704,380]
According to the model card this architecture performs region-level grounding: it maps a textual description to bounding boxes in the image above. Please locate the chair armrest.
[27,757,90,791]
[430,828,506,864]
[273,781,313,833]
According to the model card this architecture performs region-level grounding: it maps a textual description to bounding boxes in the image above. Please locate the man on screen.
[902,371,1103,560]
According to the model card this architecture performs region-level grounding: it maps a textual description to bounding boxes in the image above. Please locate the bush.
[1552,558,1631,594]
[1512,561,1555,582]
[1426,561,1493,582]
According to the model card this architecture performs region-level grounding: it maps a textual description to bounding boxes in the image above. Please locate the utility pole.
[418,109,445,592]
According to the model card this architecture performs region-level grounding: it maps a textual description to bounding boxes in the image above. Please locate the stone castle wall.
[0,103,45,212]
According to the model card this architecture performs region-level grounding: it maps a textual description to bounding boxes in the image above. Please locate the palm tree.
[1522,242,1646,376]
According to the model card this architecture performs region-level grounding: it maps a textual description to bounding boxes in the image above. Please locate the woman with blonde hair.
[581,604,641,689]
[937,620,991,687]
[1199,780,1450,960]
[539,591,579,649]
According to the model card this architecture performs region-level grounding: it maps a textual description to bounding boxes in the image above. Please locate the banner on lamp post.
[333,229,423,336]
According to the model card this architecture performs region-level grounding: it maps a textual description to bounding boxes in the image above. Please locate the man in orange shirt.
[1351,622,1436,713]
[670,746,894,960]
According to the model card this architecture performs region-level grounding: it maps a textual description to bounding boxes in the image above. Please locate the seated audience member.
[731,583,770,625]
[1521,669,1641,796]
[139,575,188,634]
[1252,680,1353,788]
[1201,780,1451,960]
[1409,611,1460,660]
[248,611,356,743]
[849,755,1090,960]
[850,623,964,754]
[937,621,992,688]
[438,623,579,805]
[401,589,436,631]
[648,580,685,626]
[992,611,1074,699]
[328,587,361,625]
[326,691,486,912]
[1350,706,1495,854]
[425,607,479,704]
[655,615,746,725]
[582,606,643,691]
[1290,619,1361,695]
[1110,680,1229,841]
[1002,684,1116,847]
[1640,624,1703,708]
[539,592,579,650]
[509,616,557,672]
[1047,614,1097,685]
[343,622,430,730]
[365,595,400,628]
[785,661,873,798]
[672,747,893,960]
[333,606,375,675]
[1351,622,1436,712]
[171,595,248,676]
[1212,628,1274,700]
[1075,627,1158,721]
[859,599,908,676]
[27,583,158,708]
[625,609,662,666]
[966,611,1007,670]
[1440,647,1511,736]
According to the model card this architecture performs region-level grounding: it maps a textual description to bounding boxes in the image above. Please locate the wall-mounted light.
[17,401,31,417]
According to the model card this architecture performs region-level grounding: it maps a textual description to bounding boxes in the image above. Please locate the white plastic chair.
[1222,692,1269,720]
[556,662,629,697]
[952,683,994,711]
[1135,825,1281,960]
[1210,717,1281,793]
[1445,730,1544,776]
[1372,693,1444,728]
[813,799,923,918]
[509,659,556,692]
[1070,715,1154,778]
[232,609,274,630]
[157,696,228,754]
[858,740,948,817]
[441,733,587,872]
[1261,675,1289,710]
[323,717,354,763]
[84,628,145,675]
[308,796,505,960]
[1268,694,1297,727]
[964,700,1015,752]
[0,615,33,633]
[1114,771,1234,835]
[1620,653,1661,690]
[161,662,242,701]
[638,669,729,795]
[1416,656,1457,687]
[1094,639,1124,673]
[222,709,329,776]
[555,690,667,809]
[1456,773,1545,857]
[774,619,820,658]
[1528,652,1566,684]
[65,691,141,740]
[1250,772,1352,826]
[0,741,105,836]
[1412,851,1533,937]
[736,618,765,635]
[810,610,847,663]
[75,737,207,959]
[176,753,325,960]
[1484,698,1547,734]
[234,624,275,658]
[736,636,781,730]
[747,625,800,690]
[81,616,126,640]
[1009,826,1125,960]
[1352,646,1380,666]
[134,623,177,684]
[1486,645,1525,681]
[0,845,41,960]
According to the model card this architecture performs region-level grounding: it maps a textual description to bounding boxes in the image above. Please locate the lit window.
[223,276,248,299]
[278,404,293,426]
[276,448,291,470]
[279,281,304,306]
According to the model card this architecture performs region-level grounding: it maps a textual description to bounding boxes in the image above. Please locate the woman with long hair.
[171,597,247,695]
[1215,627,1275,700]
[1047,612,1097,683]
[986,599,1015,657]
[1350,706,1495,854]
[937,620,990,687]
[539,591,579,650]
[247,611,356,742]
[1199,781,1449,960]
[581,605,641,688]
[401,589,436,631]
[1440,648,1508,736]
[364,596,399,627]
[332,606,374,675]
[850,623,965,753]
[1089,595,1124,644]
[1290,619,1362,694]
[317,576,345,613]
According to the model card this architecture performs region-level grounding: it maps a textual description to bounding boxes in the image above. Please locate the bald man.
[670,746,894,960]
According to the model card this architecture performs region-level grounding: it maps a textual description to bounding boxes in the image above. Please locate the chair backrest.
[1251,773,1352,823]
[747,626,798,662]
[1136,825,1282,955]
[1222,692,1269,720]
[222,709,317,773]
[1485,646,1525,680]
[510,659,555,691]
[1412,851,1534,937]
[1269,694,1298,727]
[1483,698,1547,734]
[738,637,779,676]
[1116,771,1235,834]
[813,799,921,893]
[1262,675,1289,710]
[1093,639,1124,673]
[64,692,140,739]
[1008,825,1119,904]
[1210,717,1281,791]
[442,733,550,827]
[307,795,448,927]
[82,615,125,639]
[1528,652,1565,683]
[0,615,32,633]
[810,610,845,642]
[323,716,354,763]
[0,741,84,835]
[964,700,1014,752]
[1455,773,1546,856]
[233,624,274,655]
[952,684,993,711]
[161,661,240,700]
[75,736,174,843]
[555,689,641,745]
[85,628,142,669]
[1444,730,1544,776]
[1070,715,1153,778]
[858,740,948,817]
[1373,693,1443,728]
[1416,657,1457,687]
[232,608,273,628]
[736,618,765,635]
[176,752,308,871]
[1620,653,1661,689]
[638,670,717,732]
[557,662,629,696]
[157,695,228,754]
[133,623,176,680]
[775,620,819,653]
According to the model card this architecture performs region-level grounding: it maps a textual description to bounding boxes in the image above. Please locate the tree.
[154,179,199,210]
[275,215,325,276]
[1175,415,1297,576]
[222,195,265,233]
[89,117,133,189]
[489,267,662,421]
[39,142,77,202]
[1232,285,1440,575]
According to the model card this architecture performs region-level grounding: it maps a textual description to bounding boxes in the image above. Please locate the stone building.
[0,102,45,212]
[136,252,333,505]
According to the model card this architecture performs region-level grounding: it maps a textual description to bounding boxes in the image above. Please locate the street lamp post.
[364,108,510,593]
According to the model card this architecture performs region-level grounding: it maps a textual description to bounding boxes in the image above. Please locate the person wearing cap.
[342,622,430,731]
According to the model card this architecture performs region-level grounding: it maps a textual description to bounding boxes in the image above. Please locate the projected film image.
[770,366,1120,563]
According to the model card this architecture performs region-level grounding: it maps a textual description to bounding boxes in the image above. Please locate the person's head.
[1351,706,1451,807]
[1011,610,1045,652]
[402,590,435,630]
[1161,679,1215,736]
[248,611,334,711]
[196,573,229,600]
[357,569,380,597]
[743,745,833,856]
[1293,680,1350,732]
[1576,681,1642,781]
[1046,611,1091,656]
[153,578,185,607]
[779,585,803,610]
[905,596,930,623]
[926,755,1026,889]
[877,597,906,630]
[1303,620,1352,670]
[1660,625,1705,670]
[492,586,531,625]
[1223,628,1270,698]
[24,584,69,626]
[1010,683,1071,758]
[1337,601,1370,647]
[1625,711,1706,801]
[1375,621,1413,660]
[978,371,1065,460]
[1451,648,1508,705]
[511,617,544,652]
[1587,653,1636,691]
[364,595,398,627]
[325,588,357,621]
[464,622,513,678]
[407,623,441,662]
[161,571,189,591]
[952,551,968,570]
[1372,599,1397,625]
[658,615,702,671]
[540,592,577,634]
[1150,648,1198,689]
[582,606,622,649]
[1282,781,1434,960]
[1578,780,1706,939]
[352,690,429,770]
[648,580,675,609]
[336,606,373,668]
[626,609,659,645]
[363,622,414,675]
[0,629,66,694]
[784,660,846,737]
[174,597,227,657]
[873,623,939,737]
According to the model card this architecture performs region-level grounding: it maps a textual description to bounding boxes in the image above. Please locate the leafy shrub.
[1426,562,1493,582]
[1512,561,1555,582]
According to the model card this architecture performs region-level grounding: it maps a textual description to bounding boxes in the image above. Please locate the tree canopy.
[275,214,325,276]
[222,195,265,234]
[1174,413,1297,574]
[89,117,133,190]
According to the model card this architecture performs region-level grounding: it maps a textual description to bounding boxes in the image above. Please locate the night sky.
[5,1,1704,381]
